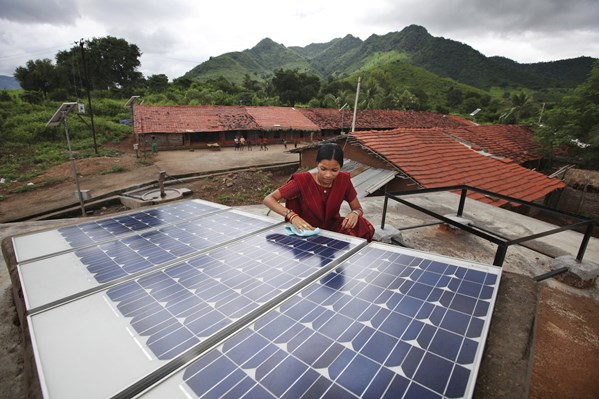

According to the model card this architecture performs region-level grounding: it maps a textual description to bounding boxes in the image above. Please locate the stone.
[550,255,599,289]
[374,224,405,245]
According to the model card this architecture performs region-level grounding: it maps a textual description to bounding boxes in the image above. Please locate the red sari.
[279,172,375,241]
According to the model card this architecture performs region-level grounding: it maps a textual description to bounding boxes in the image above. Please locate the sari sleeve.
[278,179,300,200]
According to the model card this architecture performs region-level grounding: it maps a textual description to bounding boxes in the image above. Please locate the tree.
[242,74,261,92]
[446,87,463,108]
[535,61,599,166]
[14,59,61,99]
[359,84,381,109]
[146,74,169,92]
[397,89,417,110]
[57,36,143,93]
[271,69,321,106]
[86,36,143,91]
[507,92,532,123]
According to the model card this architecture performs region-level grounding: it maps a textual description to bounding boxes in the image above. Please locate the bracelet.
[285,210,296,222]
[351,208,362,216]
[289,214,299,223]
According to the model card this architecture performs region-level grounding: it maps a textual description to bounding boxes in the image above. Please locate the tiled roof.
[133,105,472,135]
[442,125,543,163]
[299,108,473,130]
[245,106,320,131]
[351,129,565,206]
[133,105,260,134]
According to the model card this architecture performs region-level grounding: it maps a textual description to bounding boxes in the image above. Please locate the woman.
[263,143,375,241]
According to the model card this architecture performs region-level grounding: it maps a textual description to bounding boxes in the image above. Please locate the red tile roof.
[133,105,260,134]
[351,129,565,206]
[299,108,473,130]
[133,105,472,135]
[442,125,543,163]
[244,106,320,131]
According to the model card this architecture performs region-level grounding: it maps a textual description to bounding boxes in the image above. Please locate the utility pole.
[79,39,99,155]
[351,77,361,133]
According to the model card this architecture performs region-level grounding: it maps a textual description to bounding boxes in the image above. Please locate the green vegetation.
[0,92,131,183]
[101,165,126,175]
[11,177,67,194]
[217,193,250,205]
[535,61,599,165]
[3,27,597,182]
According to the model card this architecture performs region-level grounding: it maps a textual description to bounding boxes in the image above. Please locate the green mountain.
[0,75,20,90]
[185,38,313,83]
[183,25,595,90]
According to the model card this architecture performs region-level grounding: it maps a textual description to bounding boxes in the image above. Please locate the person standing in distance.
[263,143,375,241]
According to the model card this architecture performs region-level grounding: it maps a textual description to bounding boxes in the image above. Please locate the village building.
[132,104,473,151]
[132,103,572,213]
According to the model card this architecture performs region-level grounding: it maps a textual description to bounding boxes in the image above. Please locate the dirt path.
[0,143,299,222]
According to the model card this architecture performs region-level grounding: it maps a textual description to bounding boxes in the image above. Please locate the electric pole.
[79,39,99,155]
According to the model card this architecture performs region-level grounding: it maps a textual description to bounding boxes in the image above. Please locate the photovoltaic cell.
[27,222,364,399]
[20,199,501,399]
[18,208,277,312]
[141,243,500,399]
[13,199,227,263]
[105,228,360,360]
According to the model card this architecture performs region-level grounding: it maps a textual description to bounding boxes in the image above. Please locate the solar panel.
[12,199,228,263]
[139,243,501,399]
[27,221,365,399]
[19,208,276,313]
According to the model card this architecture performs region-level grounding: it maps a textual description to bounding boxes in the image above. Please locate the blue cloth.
[284,225,321,237]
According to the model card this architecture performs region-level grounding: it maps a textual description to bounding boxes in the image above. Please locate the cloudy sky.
[1,0,598,80]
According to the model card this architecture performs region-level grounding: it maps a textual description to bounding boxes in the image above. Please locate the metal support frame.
[382,185,595,267]
[46,103,86,217]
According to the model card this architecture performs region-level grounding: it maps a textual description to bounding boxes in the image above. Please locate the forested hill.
[183,25,595,90]
[0,75,20,89]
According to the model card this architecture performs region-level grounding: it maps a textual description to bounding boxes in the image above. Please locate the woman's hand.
[291,215,314,232]
[341,211,359,230]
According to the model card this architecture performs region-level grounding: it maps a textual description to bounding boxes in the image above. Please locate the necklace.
[313,173,332,193]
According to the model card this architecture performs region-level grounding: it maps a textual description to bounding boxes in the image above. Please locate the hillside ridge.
[183,25,595,90]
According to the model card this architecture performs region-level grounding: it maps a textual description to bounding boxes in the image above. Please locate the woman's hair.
[316,143,344,167]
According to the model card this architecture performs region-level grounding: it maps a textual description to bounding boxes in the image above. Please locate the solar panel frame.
[137,242,501,399]
[12,199,229,263]
[26,221,366,399]
[18,198,502,399]
[19,208,279,314]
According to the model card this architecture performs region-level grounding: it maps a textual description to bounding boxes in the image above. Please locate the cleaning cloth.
[284,225,321,237]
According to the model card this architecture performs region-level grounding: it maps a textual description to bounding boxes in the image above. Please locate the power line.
[0,44,72,61]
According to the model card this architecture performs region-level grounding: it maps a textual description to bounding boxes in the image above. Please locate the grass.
[101,165,126,175]
[11,177,67,193]
[217,193,251,205]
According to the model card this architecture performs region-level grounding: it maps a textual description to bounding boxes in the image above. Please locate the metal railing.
[381,185,595,267]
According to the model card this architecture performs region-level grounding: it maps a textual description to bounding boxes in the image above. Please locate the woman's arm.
[341,197,364,230]
[263,189,314,231]
[263,189,289,218]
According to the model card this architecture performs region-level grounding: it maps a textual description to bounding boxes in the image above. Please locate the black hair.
[316,143,344,167]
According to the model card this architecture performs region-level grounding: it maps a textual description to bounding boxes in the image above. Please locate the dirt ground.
[529,285,599,399]
[1,136,599,398]
[0,136,295,221]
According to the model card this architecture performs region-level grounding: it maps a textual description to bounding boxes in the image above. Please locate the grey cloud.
[83,0,194,27]
[0,0,80,24]
[110,25,180,53]
[364,0,599,36]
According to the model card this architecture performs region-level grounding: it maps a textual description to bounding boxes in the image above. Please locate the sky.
[1,0,598,81]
